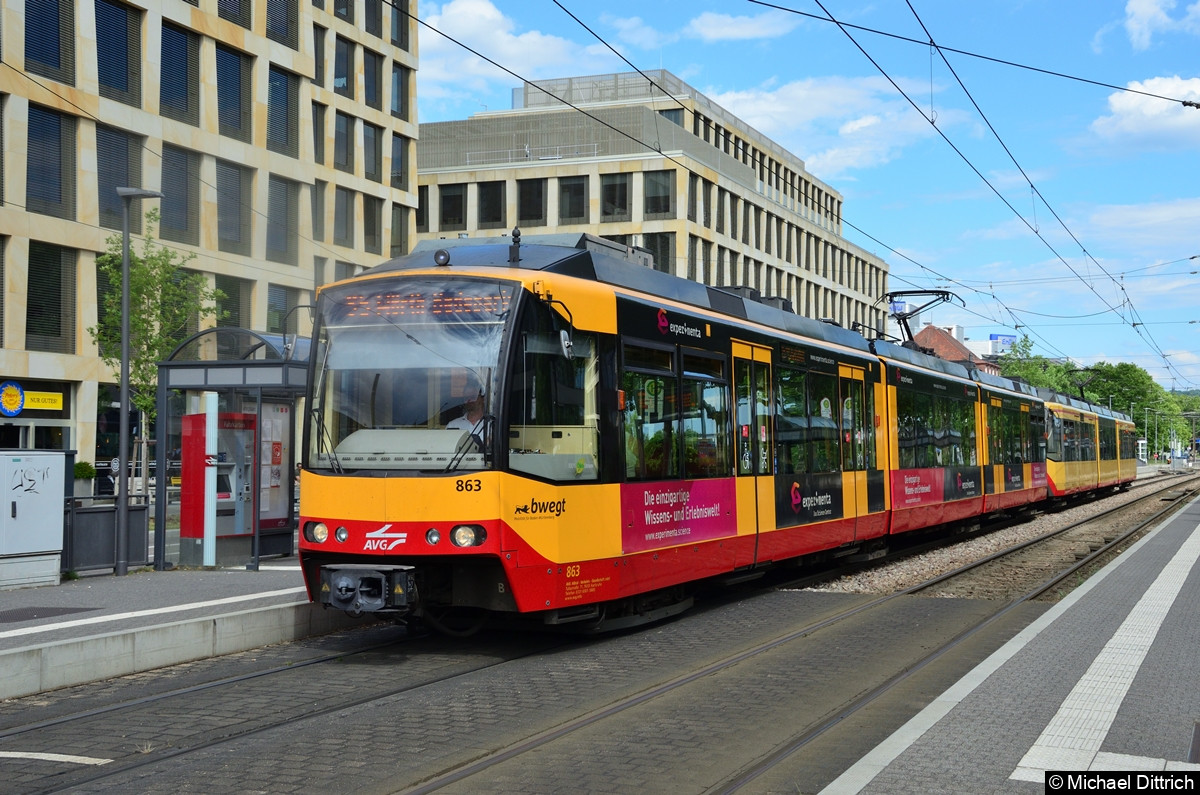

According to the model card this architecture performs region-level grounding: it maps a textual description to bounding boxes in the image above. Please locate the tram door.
[840,365,869,538]
[733,341,774,565]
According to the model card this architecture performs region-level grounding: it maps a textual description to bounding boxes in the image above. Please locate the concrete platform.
[0,561,361,701]
[824,490,1200,793]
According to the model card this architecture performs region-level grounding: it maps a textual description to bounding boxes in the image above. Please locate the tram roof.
[388,234,874,354]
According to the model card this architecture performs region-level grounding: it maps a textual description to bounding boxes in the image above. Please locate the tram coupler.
[319,564,416,616]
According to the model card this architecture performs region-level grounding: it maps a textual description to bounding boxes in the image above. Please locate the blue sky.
[414,1,1200,390]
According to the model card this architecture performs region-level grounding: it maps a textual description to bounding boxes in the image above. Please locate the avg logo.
[790,482,803,513]
[657,308,669,334]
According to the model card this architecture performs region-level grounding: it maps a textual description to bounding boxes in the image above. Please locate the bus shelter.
[154,328,309,570]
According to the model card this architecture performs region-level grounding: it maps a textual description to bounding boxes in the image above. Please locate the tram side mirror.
[560,329,574,360]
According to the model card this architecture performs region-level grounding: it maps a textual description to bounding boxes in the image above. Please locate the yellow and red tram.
[297,235,1134,630]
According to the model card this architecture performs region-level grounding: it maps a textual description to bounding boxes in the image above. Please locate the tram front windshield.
[308,277,515,472]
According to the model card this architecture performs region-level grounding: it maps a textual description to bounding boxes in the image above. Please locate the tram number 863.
[455,478,482,492]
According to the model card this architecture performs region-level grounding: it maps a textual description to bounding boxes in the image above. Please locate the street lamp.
[116,187,163,576]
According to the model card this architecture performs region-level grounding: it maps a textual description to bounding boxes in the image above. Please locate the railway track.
[5,474,1196,794]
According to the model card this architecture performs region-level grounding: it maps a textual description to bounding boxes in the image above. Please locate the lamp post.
[115,187,164,576]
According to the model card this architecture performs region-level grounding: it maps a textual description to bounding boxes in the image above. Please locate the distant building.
[416,70,890,334]
[0,0,418,464]
[914,324,1002,375]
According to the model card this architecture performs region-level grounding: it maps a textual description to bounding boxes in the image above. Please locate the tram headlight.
[306,522,329,544]
[425,528,441,545]
[335,526,349,543]
[451,524,486,547]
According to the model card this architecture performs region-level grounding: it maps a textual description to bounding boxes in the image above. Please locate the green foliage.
[73,460,97,479]
[87,209,224,422]
[996,336,1075,393]
[999,335,1198,447]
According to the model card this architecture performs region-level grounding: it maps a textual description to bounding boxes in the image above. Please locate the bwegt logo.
[515,497,568,517]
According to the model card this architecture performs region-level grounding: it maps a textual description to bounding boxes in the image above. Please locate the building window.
[215,274,251,328]
[161,144,199,245]
[334,36,353,98]
[390,203,408,257]
[363,49,383,110]
[216,160,252,255]
[390,133,408,190]
[27,105,76,220]
[416,185,428,232]
[517,179,546,226]
[334,261,356,281]
[96,124,143,232]
[334,112,354,173]
[26,242,76,354]
[478,181,505,229]
[312,179,326,242]
[96,0,141,106]
[659,108,684,127]
[267,175,298,265]
[26,0,75,85]
[266,0,298,49]
[439,184,465,231]
[391,63,410,120]
[218,0,251,28]
[267,284,299,334]
[334,186,354,247]
[558,176,587,224]
[312,102,326,165]
[333,0,352,23]
[363,195,382,254]
[601,173,630,222]
[391,0,410,49]
[160,23,199,125]
[644,170,675,219]
[312,25,326,88]
[644,232,675,274]
[216,44,251,142]
[363,122,382,182]
[267,66,299,157]
[365,0,382,37]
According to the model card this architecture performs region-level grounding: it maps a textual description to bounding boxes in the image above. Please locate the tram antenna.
[509,228,521,264]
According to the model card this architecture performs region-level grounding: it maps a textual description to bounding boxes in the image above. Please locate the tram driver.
[447,372,486,432]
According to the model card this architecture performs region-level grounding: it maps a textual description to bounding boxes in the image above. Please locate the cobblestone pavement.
[0,586,1045,794]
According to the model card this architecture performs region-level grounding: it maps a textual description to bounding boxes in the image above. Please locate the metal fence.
[61,496,150,572]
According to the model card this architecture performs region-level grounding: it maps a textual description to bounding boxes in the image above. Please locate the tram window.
[507,301,600,482]
[776,367,807,475]
[808,372,839,473]
[623,370,678,480]
[681,352,729,479]
[959,399,977,466]
[988,404,1004,466]
[841,378,864,472]
[863,381,877,470]
[1080,422,1096,461]
[1046,414,1063,462]
[681,376,728,478]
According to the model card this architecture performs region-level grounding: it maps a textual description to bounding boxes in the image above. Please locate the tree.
[88,210,224,488]
[996,335,1075,393]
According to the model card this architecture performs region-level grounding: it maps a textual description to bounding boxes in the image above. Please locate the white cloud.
[604,15,677,50]
[1090,76,1200,149]
[419,0,621,114]
[684,10,800,42]
[707,77,951,179]
[1087,197,1200,250]
[1123,0,1200,49]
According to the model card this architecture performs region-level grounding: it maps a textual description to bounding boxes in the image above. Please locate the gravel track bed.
[806,472,1200,600]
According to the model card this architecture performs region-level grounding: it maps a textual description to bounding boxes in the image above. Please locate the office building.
[416,70,889,332]
[0,0,417,465]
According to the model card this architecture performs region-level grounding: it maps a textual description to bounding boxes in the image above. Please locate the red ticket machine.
[180,412,256,547]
